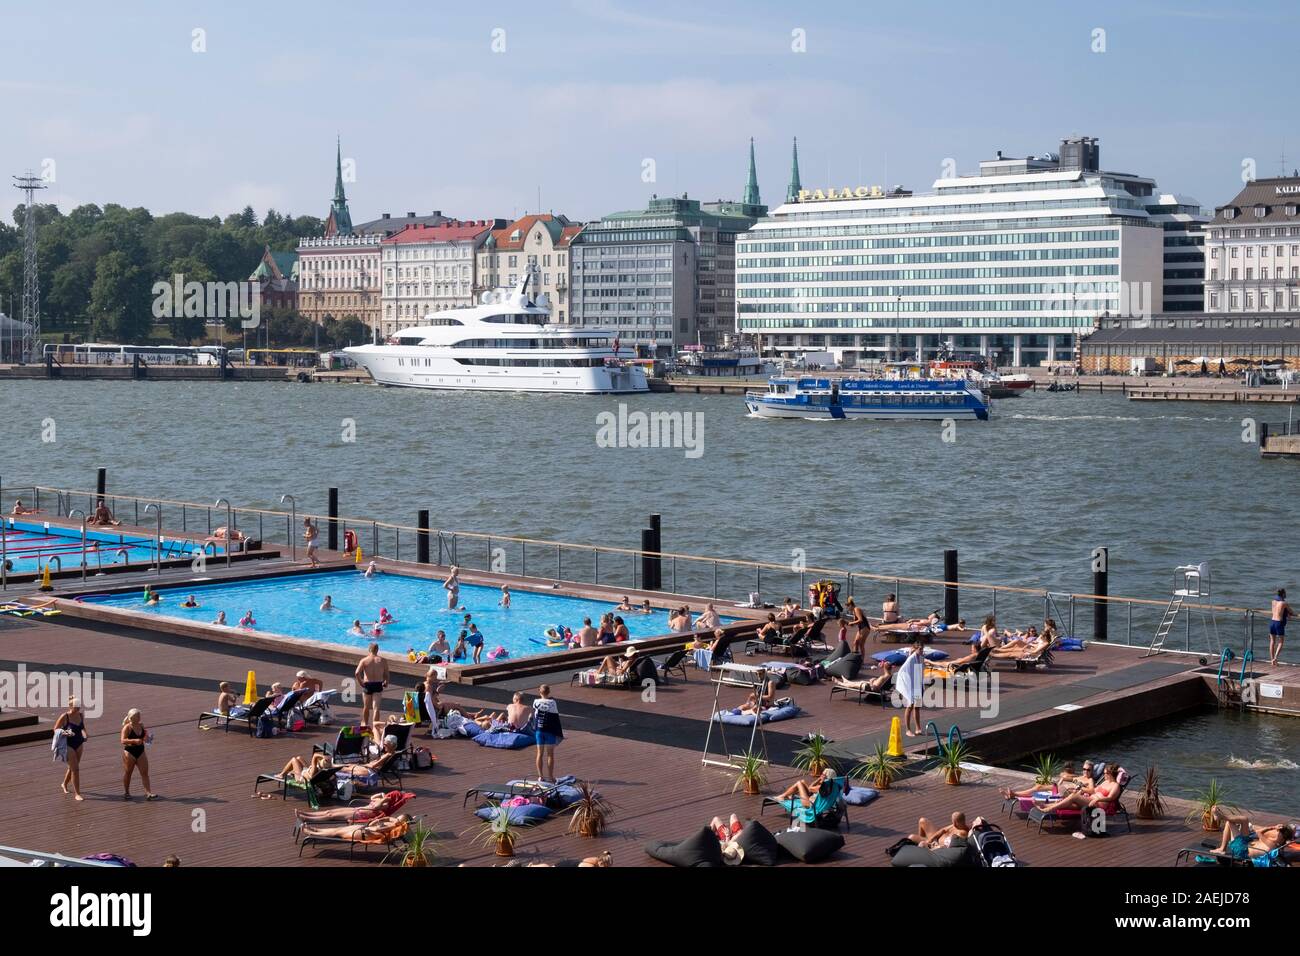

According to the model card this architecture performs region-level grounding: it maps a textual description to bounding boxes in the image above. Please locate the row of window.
[1209,226,1300,238]
[740,282,1120,299]
[738,317,1094,330]
[1208,292,1300,309]
[736,265,1119,283]
[738,247,1119,267]
[741,229,1123,251]
[739,298,1117,314]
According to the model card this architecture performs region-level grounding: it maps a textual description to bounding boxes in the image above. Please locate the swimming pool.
[1,517,214,574]
[82,569,740,660]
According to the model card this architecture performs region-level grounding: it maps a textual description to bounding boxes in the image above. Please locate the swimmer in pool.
[238,610,256,628]
[181,595,199,608]
[640,599,653,615]
[320,595,334,611]
[616,596,633,612]
[452,631,468,661]
[212,611,227,626]
[349,620,365,636]
[499,586,511,609]
[143,585,161,605]
[378,608,394,625]
[363,561,379,579]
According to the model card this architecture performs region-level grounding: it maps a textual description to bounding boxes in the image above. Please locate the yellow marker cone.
[243,670,257,705]
[354,546,362,564]
[886,716,905,757]
[38,564,53,592]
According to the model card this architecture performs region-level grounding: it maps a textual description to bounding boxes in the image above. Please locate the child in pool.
[499,586,511,609]
[181,595,199,608]
[452,631,469,661]
[238,610,256,628]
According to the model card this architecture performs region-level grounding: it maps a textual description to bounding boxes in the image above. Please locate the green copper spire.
[786,137,802,203]
[327,137,354,236]
[743,137,761,207]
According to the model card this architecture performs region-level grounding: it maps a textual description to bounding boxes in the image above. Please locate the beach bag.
[254,713,277,738]
[285,715,306,733]
[412,747,433,769]
[334,777,355,802]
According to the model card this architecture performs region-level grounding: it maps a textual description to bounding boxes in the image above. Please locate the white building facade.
[380,220,502,335]
[297,235,383,333]
[1204,176,1300,314]
[476,215,583,323]
[736,137,1169,368]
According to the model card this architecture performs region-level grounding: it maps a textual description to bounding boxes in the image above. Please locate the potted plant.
[853,743,902,791]
[1027,752,1063,790]
[1135,765,1165,821]
[933,740,978,786]
[1186,779,1233,832]
[793,732,834,777]
[385,818,437,867]
[565,781,614,838]
[732,749,768,796]
[469,805,518,857]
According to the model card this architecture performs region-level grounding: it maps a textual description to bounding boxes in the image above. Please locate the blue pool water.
[84,569,739,660]
[2,518,211,573]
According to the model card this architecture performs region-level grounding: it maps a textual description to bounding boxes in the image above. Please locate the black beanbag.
[776,827,844,863]
[824,653,862,680]
[735,820,783,867]
[890,837,972,868]
[645,827,723,867]
[630,656,659,685]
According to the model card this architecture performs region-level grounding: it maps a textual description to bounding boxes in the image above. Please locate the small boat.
[744,377,990,421]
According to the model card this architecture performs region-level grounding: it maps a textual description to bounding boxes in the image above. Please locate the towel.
[51,730,67,764]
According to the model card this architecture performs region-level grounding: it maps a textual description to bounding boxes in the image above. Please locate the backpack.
[254,713,277,739]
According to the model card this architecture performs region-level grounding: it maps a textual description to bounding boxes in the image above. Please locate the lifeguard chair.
[1146,563,1220,657]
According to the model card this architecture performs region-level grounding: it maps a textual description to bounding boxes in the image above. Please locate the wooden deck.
[0,613,1281,868]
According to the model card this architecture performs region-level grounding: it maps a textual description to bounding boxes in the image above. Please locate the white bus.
[43,343,227,366]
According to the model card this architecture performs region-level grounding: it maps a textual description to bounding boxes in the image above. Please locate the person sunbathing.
[990,632,1052,659]
[739,674,777,715]
[1210,809,1294,861]
[776,597,800,620]
[775,768,837,812]
[595,645,639,679]
[754,614,781,644]
[1032,766,1122,837]
[296,791,406,822]
[465,709,509,731]
[865,660,894,691]
[710,813,744,842]
[214,682,238,716]
[297,814,411,843]
[10,499,38,515]
[87,502,120,526]
[1002,761,1093,800]
[909,811,970,849]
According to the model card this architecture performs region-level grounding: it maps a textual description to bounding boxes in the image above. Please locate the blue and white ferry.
[744,377,990,421]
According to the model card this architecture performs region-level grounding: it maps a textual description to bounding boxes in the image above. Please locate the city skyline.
[5,0,1300,226]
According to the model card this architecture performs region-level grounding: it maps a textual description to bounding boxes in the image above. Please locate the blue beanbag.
[924,649,948,661]
[873,649,946,664]
[843,786,880,807]
[476,731,534,749]
[1059,638,1085,651]
[459,720,485,738]
[763,703,800,723]
[475,803,552,826]
[715,707,758,726]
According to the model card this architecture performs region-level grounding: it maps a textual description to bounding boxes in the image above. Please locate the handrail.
[1215,648,1235,687]
[8,481,1277,619]
[1240,649,1253,684]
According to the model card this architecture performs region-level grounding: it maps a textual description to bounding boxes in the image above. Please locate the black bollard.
[943,549,959,625]
[327,487,339,551]
[417,509,430,564]
[96,468,107,507]
[1093,547,1109,641]
[641,528,658,592]
[647,514,662,591]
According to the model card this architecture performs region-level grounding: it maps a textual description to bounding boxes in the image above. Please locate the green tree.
[89,251,154,342]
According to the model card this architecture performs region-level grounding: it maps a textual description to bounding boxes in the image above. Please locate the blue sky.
[3,0,1297,226]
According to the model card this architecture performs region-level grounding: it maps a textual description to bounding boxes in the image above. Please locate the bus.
[44,343,226,366]
[243,347,322,368]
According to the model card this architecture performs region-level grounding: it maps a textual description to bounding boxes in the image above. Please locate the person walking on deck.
[354,643,389,732]
[1269,588,1291,666]
[303,517,320,569]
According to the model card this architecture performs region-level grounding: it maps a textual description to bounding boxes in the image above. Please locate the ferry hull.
[745,401,989,421]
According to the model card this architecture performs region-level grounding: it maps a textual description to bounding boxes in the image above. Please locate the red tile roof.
[381,220,497,244]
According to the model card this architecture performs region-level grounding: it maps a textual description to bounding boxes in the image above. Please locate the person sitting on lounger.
[866,660,894,691]
[1032,766,1122,838]
[909,811,970,849]
[595,644,639,680]
[754,614,781,644]
[881,594,901,624]
[1210,809,1294,862]
[88,502,120,526]
[215,681,238,716]
[277,736,401,785]
[990,631,1052,660]
[297,814,411,843]
[10,499,38,515]
[775,768,839,818]
[777,597,800,620]
[292,670,323,694]
[1002,761,1094,801]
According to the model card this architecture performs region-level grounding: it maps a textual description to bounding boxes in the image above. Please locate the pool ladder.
[1214,649,1254,710]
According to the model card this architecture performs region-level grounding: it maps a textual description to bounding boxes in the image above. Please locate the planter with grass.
[854,743,902,791]
[732,749,768,796]
[1186,779,1234,832]
[933,740,979,786]
[1135,765,1165,821]
[793,732,834,777]
[565,781,614,838]
[386,818,437,867]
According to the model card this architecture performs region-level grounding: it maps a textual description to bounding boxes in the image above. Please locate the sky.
[2,0,1298,227]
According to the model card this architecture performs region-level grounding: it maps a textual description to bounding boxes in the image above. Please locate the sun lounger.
[295,790,416,824]
[296,814,415,861]
[761,778,849,831]
[196,695,274,735]
[254,765,341,810]
[313,725,369,763]
[1026,772,1131,835]
[828,674,892,705]
[656,649,689,683]
[461,775,574,808]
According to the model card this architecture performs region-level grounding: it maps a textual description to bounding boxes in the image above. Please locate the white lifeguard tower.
[1145,562,1221,657]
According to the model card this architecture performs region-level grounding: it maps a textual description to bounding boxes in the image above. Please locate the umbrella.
[1173,359,1196,366]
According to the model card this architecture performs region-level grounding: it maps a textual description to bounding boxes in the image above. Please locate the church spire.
[743,137,761,207]
[325,137,354,237]
[786,137,803,203]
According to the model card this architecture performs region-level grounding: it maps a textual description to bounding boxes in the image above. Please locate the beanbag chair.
[776,827,844,863]
[890,837,971,868]
[873,650,907,666]
[824,653,862,680]
[714,707,757,726]
[475,802,553,826]
[735,820,783,867]
[763,703,801,723]
[645,827,724,867]
[631,656,659,684]
[843,786,879,807]
[476,731,534,749]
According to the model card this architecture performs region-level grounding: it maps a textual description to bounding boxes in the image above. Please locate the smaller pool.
[2,517,216,574]
[82,569,741,661]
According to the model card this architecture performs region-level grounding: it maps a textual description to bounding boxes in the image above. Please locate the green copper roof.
[786,137,802,203]
[743,138,761,207]
[328,137,354,236]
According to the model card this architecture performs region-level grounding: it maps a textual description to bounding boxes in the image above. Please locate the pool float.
[486,646,510,661]
[539,626,572,647]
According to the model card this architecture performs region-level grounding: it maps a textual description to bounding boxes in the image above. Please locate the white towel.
[51,731,67,764]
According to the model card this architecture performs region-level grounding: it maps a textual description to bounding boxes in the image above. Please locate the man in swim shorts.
[354,643,389,732]
[1269,588,1291,666]
[303,517,320,569]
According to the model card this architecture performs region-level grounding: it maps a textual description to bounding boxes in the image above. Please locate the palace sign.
[796,185,887,202]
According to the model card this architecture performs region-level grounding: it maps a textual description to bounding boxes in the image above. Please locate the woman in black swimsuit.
[120,708,156,800]
[54,697,87,801]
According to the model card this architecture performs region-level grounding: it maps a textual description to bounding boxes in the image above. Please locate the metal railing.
[0,479,1285,662]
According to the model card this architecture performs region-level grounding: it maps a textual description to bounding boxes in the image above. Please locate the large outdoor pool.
[2,517,214,574]
[83,569,740,660]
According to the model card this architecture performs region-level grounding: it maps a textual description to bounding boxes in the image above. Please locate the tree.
[89,251,154,342]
